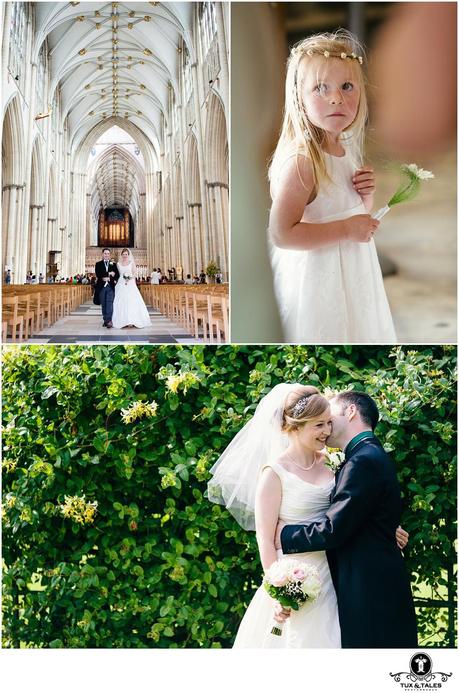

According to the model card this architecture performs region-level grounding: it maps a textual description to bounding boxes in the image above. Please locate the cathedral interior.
[1,1,228,286]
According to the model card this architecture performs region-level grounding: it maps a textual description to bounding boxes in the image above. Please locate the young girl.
[269,30,396,343]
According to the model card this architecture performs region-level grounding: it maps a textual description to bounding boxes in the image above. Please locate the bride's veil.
[207,382,301,530]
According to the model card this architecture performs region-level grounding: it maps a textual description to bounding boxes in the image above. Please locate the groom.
[94,248,120,328]
[275,391,418,648]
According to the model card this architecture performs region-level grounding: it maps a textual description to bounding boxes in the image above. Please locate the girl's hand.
[344,214,380,243]
[353,167,376,198]
[396,525,409,550]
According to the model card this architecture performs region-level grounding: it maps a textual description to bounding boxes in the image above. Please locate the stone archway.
[27,136,46,279]
[204,91,228,278]
[2,94,25,280]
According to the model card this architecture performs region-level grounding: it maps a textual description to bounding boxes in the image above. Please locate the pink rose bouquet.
[263,558,321,636]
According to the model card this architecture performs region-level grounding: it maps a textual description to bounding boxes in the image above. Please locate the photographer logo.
[390,652,452,689]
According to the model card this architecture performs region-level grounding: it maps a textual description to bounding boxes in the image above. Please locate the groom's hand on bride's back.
[396,525,409,550]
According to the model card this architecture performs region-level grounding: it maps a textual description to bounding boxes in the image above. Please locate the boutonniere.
[324,448,345,473]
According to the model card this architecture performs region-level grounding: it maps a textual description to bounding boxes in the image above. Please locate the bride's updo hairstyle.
[282,385,329,433]
[121,248,130,256]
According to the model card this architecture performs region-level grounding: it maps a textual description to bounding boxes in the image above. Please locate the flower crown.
[293,46,363,65]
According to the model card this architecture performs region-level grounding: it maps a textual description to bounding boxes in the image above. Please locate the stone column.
[191,62,211,265]
[59,226,66,276]
[209,181,228,279]
[29,204,42,275]
[205,183,216,266]
[2,187,11,270]
[215,2,229,120]
[145,171,156,269]
[2,185,21,277]
[15,185,25,280]
[188,202,202,276]
[47,217,57,258]
[86,192,92,251]
[18,56,37,284]
[176,103,191,275]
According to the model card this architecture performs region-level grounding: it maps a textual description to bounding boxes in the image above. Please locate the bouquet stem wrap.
[372,204,391,221]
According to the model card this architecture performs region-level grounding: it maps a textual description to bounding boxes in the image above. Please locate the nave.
[3,282,229,343]
[19,298,196,344]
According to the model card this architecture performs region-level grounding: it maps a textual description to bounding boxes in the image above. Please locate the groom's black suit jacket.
[281,437,418,648]
[94,260,120,304]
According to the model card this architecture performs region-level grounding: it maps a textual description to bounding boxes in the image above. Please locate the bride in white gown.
[112,248,152,329]
[208,383,341,648]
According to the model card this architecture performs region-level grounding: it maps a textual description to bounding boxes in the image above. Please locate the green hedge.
[2,345,457,647]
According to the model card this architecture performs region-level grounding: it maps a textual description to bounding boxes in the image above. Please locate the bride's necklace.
[285,450,317,472]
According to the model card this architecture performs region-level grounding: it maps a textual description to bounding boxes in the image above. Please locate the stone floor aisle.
[22,299,199,344]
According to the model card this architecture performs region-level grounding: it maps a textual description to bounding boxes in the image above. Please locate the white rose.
[302,572,321,600]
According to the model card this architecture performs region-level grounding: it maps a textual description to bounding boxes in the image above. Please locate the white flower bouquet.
[373,163,434,220]
[263,558,321,636]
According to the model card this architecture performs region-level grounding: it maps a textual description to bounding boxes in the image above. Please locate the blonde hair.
[282,385,329,433]
[269,30,368,194]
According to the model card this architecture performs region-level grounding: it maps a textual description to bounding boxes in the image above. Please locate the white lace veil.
[207,382,301,530]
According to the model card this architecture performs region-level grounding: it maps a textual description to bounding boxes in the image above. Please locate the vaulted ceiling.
[87,133,146,218]
[34,2,195,163]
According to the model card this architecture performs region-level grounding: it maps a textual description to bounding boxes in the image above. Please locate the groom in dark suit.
[276,391,418,648]
[94,248,120,328]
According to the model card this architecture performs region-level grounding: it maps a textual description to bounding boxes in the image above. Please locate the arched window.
[200,2,217,58]
[183,44,195,127]
[35,43,47,116]
[8,2,27,88]
[199,2,220,89]
[183,45,192,103]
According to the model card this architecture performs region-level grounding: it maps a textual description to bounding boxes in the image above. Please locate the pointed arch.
[2,94,26,274]
[2,93,26,185]
[203,90,228,278]
[204,90,228,184]
[186,133,201,204]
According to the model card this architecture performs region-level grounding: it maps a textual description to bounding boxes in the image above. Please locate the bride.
[112,248,152,329]
[207,383,408,648]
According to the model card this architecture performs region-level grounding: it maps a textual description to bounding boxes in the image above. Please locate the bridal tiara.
[292,396,310,418]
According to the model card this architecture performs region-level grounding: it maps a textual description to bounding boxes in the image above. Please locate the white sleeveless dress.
[233,462,341,648]
[112,261,152,329]
[270,150,396,343]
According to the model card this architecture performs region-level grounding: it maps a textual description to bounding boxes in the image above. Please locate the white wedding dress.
[233,462,341,648]
[112,261,152,329]
[270,149,396,343]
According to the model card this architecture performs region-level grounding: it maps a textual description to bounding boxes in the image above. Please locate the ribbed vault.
[33,2,195,161]
[88,137,145,223]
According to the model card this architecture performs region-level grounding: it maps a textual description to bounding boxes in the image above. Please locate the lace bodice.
[267,461,334,524]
